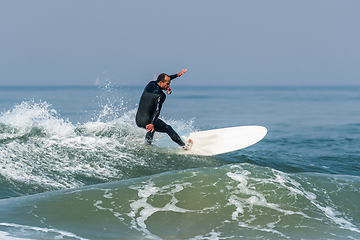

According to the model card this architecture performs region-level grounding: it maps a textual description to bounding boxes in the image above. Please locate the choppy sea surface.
[0,84,359,239]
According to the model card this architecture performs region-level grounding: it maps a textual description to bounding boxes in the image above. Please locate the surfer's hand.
[178,69,187,77]
[146,124,154,133]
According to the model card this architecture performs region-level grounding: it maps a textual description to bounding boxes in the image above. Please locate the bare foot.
[183,139,193,150]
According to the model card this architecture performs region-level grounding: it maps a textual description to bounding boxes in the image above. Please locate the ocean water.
[0,84,359,240]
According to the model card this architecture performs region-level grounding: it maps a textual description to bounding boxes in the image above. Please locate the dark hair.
[156,73,168,83]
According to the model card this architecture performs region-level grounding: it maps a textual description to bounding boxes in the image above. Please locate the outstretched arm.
[177,69,187,77]
[169,69,187,80]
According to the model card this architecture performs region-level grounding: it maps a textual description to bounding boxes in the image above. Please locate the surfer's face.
[158,76,171,90]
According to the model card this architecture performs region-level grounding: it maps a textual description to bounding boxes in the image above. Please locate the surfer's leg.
[154,119,185,147]
[136,113,154,144]
[145,130,155,145]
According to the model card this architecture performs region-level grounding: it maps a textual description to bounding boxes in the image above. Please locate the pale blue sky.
[1,0,359,86]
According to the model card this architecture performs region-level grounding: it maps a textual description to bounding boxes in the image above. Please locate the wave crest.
[0,100,207,198]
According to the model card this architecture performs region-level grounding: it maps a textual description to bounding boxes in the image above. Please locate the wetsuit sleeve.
[150,96,163,124]
[169,74,179,80]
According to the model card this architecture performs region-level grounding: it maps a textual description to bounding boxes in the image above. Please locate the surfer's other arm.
[168,69,187,80]
[177,69,187,77]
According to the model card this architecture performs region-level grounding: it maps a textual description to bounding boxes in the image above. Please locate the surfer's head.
[156,73,169,83]
[157,73,171,90]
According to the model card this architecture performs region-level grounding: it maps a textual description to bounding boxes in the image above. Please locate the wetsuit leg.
[145,130,155,145]
[136,112,154,144]
[154,119,185,147]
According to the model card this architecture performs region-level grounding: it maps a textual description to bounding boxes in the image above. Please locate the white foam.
[0,100,75,139]
[0,133,126,190]
[190,229,224,240]
[0,101,152,176]
[226,170,281,213]
[127,180,193,239]
[313,203,360,233]
[223,165,318,238]
[0,223,89,240]
[0,230,29,240]
[91,189,125,222]
[228,195,244,220]
[0,102,146,192]
[271,169,360,234]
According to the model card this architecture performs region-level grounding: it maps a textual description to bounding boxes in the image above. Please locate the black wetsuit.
[136,75,185,146]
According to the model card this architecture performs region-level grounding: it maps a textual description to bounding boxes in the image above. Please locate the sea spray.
[0,99,214,198]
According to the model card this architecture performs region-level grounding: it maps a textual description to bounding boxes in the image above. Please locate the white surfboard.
[156,125,267,156]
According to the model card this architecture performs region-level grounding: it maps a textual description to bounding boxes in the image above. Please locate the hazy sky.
[1,1,359,86]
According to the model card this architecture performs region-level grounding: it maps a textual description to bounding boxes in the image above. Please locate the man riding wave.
[136,69,193,150]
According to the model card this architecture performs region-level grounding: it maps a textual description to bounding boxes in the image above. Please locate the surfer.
[136,69,193,150]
